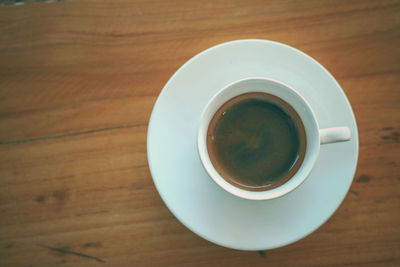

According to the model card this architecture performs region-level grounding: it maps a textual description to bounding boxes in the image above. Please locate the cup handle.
[319,127,351,145]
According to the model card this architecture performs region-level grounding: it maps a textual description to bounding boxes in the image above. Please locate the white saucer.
[147,39,359,250]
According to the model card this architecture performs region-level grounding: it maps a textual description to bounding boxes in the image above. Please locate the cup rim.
[197,77,320,200]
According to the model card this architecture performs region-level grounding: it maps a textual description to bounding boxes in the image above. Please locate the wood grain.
[1,0,399,266]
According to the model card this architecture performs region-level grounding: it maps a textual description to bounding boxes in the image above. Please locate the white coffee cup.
[197,77,351,200]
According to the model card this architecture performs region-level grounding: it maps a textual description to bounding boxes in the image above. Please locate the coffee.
[206,92,306,191]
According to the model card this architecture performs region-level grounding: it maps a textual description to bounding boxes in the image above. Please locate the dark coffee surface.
[207,92,306,191]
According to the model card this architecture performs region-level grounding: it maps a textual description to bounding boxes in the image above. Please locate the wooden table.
[1,0,399,266]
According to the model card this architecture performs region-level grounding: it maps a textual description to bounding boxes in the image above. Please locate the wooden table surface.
[1,0,399,266]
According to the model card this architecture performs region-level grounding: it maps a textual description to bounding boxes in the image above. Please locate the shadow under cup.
[198,78,321,200]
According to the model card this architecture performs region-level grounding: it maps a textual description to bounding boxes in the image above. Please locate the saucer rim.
[147,39,359,251]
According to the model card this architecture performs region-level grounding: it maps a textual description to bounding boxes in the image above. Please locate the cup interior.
[197,77,320,200]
